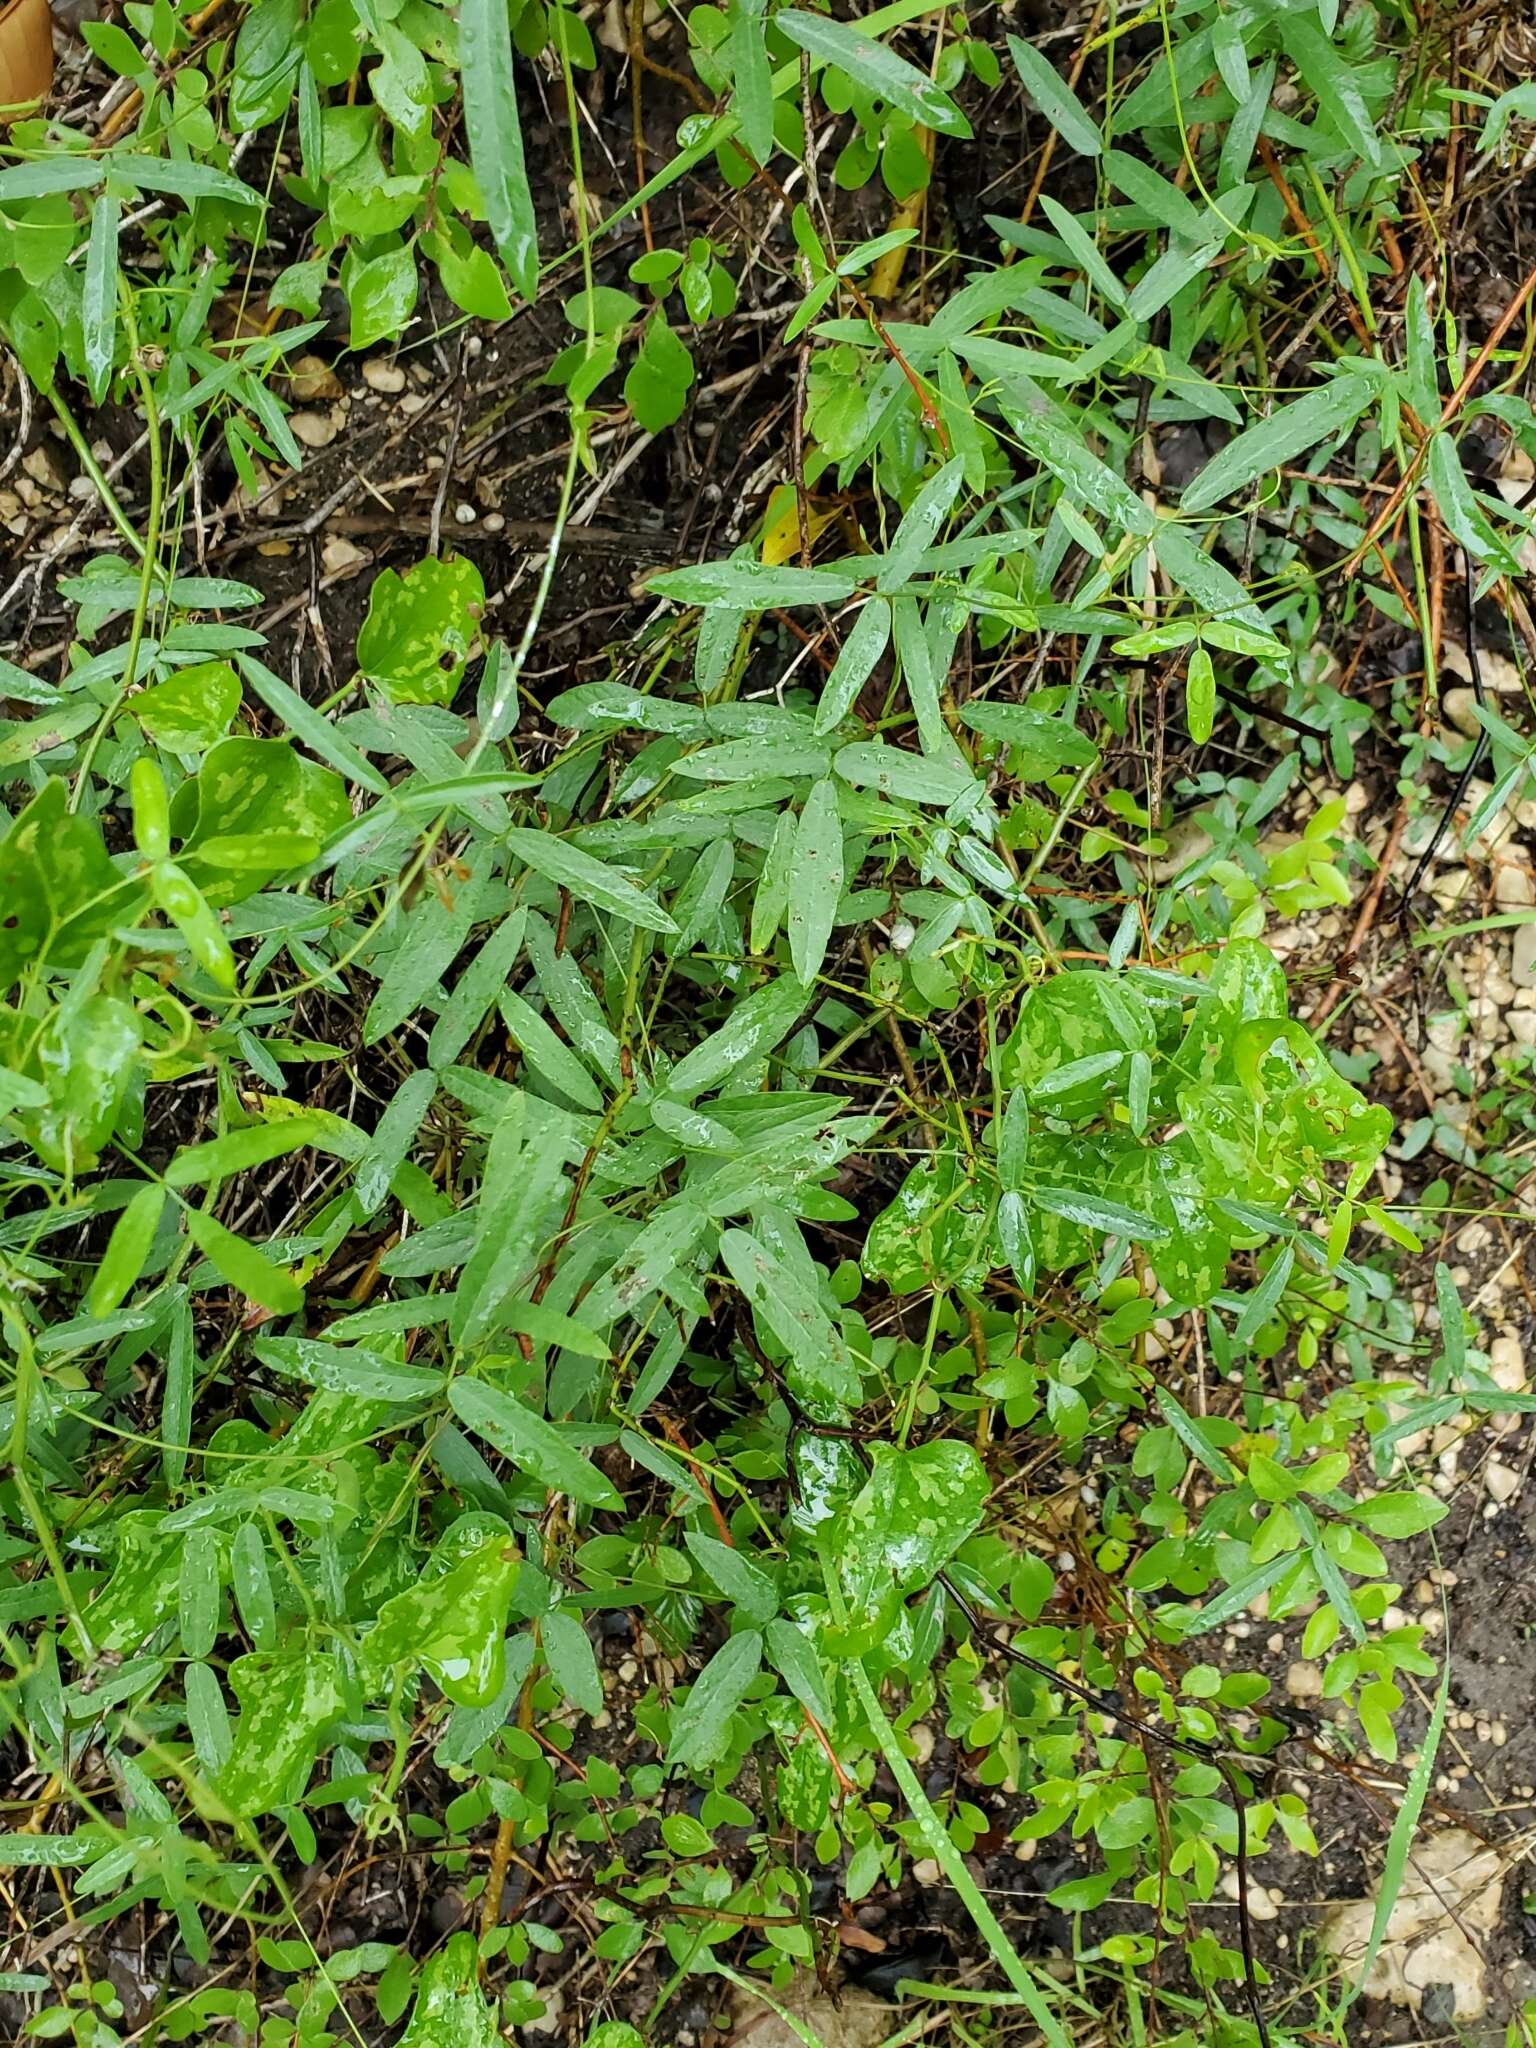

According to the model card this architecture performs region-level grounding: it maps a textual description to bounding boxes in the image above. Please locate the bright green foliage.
[0,0,1526,2040]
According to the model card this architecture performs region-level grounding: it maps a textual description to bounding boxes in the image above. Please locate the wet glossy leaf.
[400,1933,498,2048]
[363,1516,521,1705]
[216,1652,346,1817]
[839,1441,988,1626]
[666,1629,762,1770]
[461,0,538,300]
[448,1380,623,1509]
[177,738,350,903]
[777,10,971,137]
[786,779,844,987]
[864,1153,993,1295]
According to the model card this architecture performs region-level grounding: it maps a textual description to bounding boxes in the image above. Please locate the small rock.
[454,502,477,525]
[910,1859,942,1887]
[1321,1829,1505,2020]
[288,353,342,401]
[288,411,338,450]
[1484,1461,1520,1504]
[363,358,407,394]
[1441,687,1480,738]
[1493,856,1536,910]
[1286,1661,1324,1701]
[321,535,368,575]
[1489,1335,1526,1392]
[21,444,66,493]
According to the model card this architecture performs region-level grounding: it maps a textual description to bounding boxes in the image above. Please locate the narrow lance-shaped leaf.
[1007,35,1102,157]
[460,0,539,299]
[814,597,891,736]
[1181,372,1376,514]
[82,193,119,405]
[776,9,971,136]
[786,778,844,987]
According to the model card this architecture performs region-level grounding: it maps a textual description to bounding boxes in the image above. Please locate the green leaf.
[88,1184,165,1318]
[875,455,967,591]
[505,825,677,935]
[355,1067,437,1216]
[498,989,603,1109]
[1038,195,1127,310]
[833,740,978,808]
[461,0,539,298]
[82,194,119,405]
[720,1226,858,1408]
[1008,36,1102,157]
[133,661,241,750]
[650,558,863,608]
[166,1115,353,1187]
[1185,645,1215,745]
[238,654,390,794]
[364,861,486,1047]
[686,1531,779,1626]
[1181,372,1376,514]
[448,1379,623,1509]
[1152,1388,1235,1484]
[541,1606,604,1715]
[178,736,351,904]
[666,1629,762,1769]
[356,555,485,706]
[814,597,891,736]
[0,779,142,990]
[428,909,528,1068]
[623,316,695,432]
[399,1935,498,2048]
[1274,6,1381,165]
[839,1440,988,1628]
[776,9,970,136]
[1029,1185,1168,1241]
[253,1336,444,1402]
[786,779,844,987]
[730,0,774,164]
[1349,1491,1448,1539]
[184,1208,303,1315]
[112,154,264,207]
[663,973,808,1100]
[764,1616,832,1723]
[1232,1244,1294,1345]
[864,1153,993,1294]
[216,1651,346,1817]
[347,245,418,351]
[363,1517,521,1705]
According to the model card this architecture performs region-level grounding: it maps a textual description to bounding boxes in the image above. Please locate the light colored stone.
[1485,1461,1520,1503]
[1320,1829,1506,2020]
[288,410,338,450]
[362,358,407,393]
[1286,1661,1323,1701]
[911,1858,942,1886]
[1493,856,1536,909]
[288,353,342,401]
[1513,921,1536,989]
[1441,687,1481,738]
[321,535,367,575]
[1489,1335,1526,1392]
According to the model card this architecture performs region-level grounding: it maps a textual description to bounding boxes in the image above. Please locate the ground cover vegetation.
[1,0,1536,2039]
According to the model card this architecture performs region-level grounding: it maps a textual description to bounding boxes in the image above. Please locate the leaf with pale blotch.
[838,1442,988,1629]
[399,1933,499,2048]
[216,1651,346,1817]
